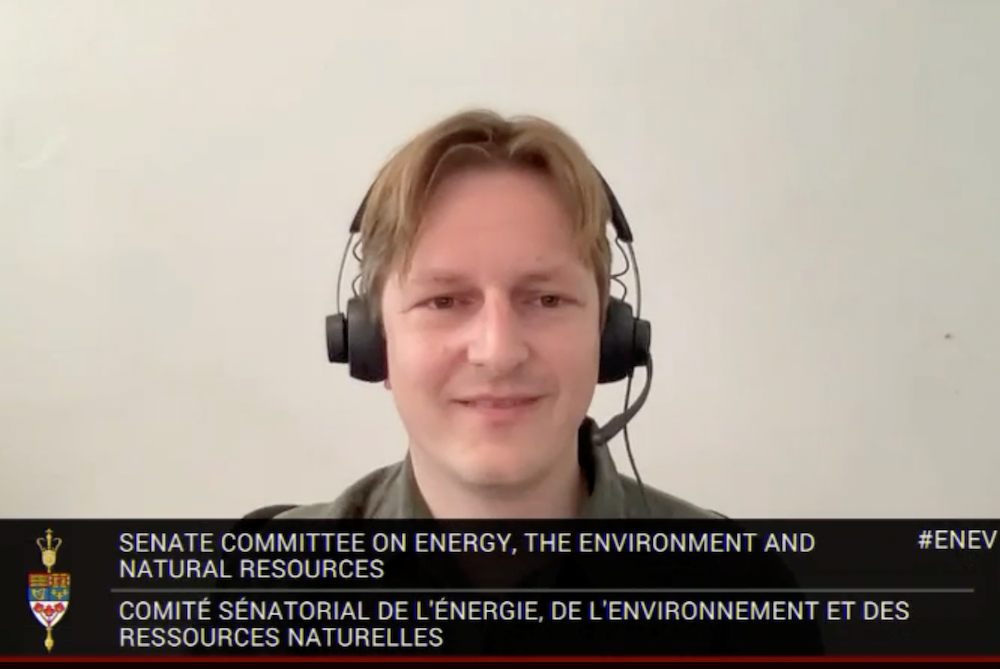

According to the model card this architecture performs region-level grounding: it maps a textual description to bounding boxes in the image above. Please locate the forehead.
[403,168,587,280]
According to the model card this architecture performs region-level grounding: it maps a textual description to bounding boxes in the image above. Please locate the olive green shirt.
[237,427,827,655]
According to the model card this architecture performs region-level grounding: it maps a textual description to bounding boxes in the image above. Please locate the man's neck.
[408,446,587,520]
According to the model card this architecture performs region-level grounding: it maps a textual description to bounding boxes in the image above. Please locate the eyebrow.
[406,271,467,287]
[406,266,575,287]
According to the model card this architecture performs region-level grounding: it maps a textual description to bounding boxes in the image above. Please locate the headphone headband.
[329,164,649,386]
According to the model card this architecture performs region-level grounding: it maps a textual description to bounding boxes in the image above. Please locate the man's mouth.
[459,397,540,409]
[454,396,544,421]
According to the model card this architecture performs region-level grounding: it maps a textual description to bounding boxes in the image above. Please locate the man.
[240,110,825,656]
[279,108,717,522]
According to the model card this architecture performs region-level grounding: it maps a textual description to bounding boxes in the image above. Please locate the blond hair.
[356,109,612,321]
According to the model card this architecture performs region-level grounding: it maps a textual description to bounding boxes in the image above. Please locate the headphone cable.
[620,241,651,513]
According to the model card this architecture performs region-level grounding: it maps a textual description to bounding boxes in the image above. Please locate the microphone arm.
[591,356,654,448]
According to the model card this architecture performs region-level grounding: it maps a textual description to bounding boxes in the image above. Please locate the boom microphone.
[590,356,653,448]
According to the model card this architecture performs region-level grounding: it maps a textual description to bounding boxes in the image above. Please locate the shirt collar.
[371,418,629,520]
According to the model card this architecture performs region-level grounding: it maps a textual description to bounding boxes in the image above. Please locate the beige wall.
[1,0,997,518]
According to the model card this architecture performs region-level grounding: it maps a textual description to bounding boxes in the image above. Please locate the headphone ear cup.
[326,297,387,383]
[598,297,651,384]
[326,313,348,364]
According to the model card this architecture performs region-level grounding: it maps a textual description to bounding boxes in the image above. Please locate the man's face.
[380,167,602,491]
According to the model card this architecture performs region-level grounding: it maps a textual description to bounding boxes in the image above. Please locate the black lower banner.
[2,519,998,657]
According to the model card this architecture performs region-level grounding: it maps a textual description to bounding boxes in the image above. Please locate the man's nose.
[466,295,530,374]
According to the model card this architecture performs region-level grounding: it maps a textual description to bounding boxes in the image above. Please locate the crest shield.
[28,572,71,629]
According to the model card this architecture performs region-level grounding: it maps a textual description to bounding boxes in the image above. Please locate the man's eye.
[538,295,563,308]
[428,296,456,309]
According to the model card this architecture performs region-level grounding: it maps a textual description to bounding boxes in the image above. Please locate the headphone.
[325,170,654,456]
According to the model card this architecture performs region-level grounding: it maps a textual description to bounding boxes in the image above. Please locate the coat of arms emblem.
[27,529,70,652]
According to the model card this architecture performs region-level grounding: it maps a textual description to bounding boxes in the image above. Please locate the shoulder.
[620,474,727,519]
[273,461,406,520]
